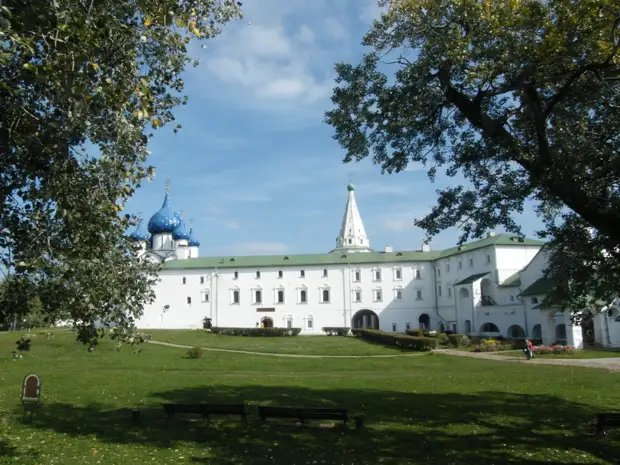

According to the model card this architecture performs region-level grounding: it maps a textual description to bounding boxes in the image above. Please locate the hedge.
[322,327,350,336]
[448,333,470,347]
[407,329,451,346]
[406,328,424,337]
[211,327,302,337]
[352,329,438,351]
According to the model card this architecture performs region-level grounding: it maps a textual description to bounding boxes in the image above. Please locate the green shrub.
[448,334,470,347]
[352,329,438,351]
[322,327,350,336]
[186,346,204,359]
[436,332,451,346]
[211,327,302,337]
[406,328,424,337]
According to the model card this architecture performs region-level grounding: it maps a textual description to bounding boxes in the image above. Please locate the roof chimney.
[422,242,431,252]
[384,245,393,253]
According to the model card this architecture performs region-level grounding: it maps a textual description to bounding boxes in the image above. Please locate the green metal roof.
[162,233,544,271]
[499,271,521,288]
[519,277,557,296]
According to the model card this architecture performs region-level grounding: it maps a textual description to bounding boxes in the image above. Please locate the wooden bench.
[592,413,620,436]
[258,406,364,429]
[162,403,247,422]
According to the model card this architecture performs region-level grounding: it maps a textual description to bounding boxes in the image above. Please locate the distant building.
[127,184,620,349]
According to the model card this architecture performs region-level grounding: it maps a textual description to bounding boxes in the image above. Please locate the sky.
[125,0,544,257]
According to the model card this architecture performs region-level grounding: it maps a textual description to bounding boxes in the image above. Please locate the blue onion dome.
[129,219,150,242]
[147,188,181,234]
[172,216,191,241]
[188,227,200,247]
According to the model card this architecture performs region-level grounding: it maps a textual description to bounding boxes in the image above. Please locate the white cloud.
[223,220,241,230]
[186,0,372,122]
[323,18,347,40]
[221,241,290,255]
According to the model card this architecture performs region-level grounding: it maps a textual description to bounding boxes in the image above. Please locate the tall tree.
[325,0,620,316]
[0,0,242,345]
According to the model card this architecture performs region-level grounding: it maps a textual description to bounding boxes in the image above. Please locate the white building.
[129,184,620,349]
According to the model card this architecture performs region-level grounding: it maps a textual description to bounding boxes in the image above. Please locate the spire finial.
[189,217,195,227]
[347,173,355,192]
[165,178,171,191]
[179,209,184,219]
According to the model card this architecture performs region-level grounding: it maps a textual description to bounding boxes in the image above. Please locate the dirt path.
[435,348,620,371]
[149,340,427,359]
[150,341,620,370]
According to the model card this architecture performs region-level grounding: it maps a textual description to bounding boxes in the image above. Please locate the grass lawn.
[0,330,618,465]
[147,329,409,355]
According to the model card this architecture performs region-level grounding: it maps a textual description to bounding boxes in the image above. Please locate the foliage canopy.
[0,0,242,345]
[326,0,620,316]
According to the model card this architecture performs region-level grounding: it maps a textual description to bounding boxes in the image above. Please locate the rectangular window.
[307,318,313,329]
[392,323,397,332]
[437,268,441,277]
[234,271,239,279]
[254,290,262,304]
[322,269,328,277]
[182,277,186,284]
[405,323,411,331]
[299,289,307,303]
[446,263,451,272]
[256,271,261,279]
[394,268,402,280]
[469,258,473,267]
[374,269,382,281]
[321,289,330,303]
[458,261,462,269]
[438,286,442,297]
[300,270,305,278]
[278,270,283,278]
[354,291,361,303]
[200,276,204,284]
[201,291,209,302]
[232,290,240,304]
[415,269,421,279]
[395,290,402,300]
[354,270,361,282]
[416,290,422,300]
[448,287,452,298]
[286,319,292,329]
[277,290,285,303]
[374,290,382,302]
[186,296,191,304]
[486,254,491,264]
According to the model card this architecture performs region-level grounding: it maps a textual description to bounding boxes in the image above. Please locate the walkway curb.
[433,349,620,371]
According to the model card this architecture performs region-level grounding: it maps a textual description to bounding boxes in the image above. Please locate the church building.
[128,183,620,349]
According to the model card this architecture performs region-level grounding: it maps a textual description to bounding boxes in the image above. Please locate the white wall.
[138,243,568,343]
[494,245,541,282]
[138,261,441,333]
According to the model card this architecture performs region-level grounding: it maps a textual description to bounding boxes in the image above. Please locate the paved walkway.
[434,348,620,371]
[149,340,427,359]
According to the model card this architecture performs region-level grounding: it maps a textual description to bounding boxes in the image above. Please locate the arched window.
[277,290,284,303]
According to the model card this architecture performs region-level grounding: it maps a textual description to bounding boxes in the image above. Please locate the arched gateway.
[352,309,379,330]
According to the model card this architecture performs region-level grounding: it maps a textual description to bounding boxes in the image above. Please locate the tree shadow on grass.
[15,386,620,465]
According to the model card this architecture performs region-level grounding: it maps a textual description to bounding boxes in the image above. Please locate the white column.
[541,311,555,345]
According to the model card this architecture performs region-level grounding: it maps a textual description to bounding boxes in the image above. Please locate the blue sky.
[126,0,544,256]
